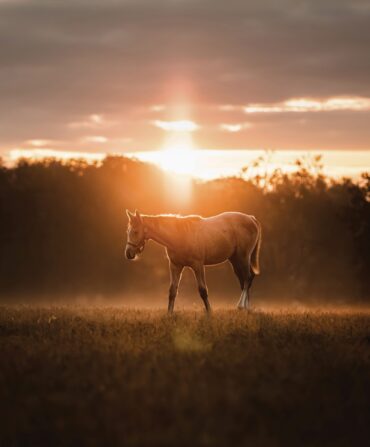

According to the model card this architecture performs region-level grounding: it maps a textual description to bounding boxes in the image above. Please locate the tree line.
[0,155,368,304]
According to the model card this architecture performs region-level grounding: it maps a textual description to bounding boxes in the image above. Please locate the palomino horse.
[125,210,261,313]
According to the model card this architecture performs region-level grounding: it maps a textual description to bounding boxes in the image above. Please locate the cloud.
[220,123,252,132]
[25,139,55,147]
[244,97,370,114]
[81,135,109,144]
[153,120,200,132]
[150,105,166,112]
[68,114,117,129]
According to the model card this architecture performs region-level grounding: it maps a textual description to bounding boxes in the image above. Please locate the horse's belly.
[204,238,234,265]
[204,255,229,265]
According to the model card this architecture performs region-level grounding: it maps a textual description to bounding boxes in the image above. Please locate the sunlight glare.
[157,132,196,175]
[159,148,196,175]
[157,125,196,203]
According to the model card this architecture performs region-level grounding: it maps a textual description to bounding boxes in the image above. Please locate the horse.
[125,210,261,313]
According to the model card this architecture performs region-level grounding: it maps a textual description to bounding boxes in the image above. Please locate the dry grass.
[0,306,369,446]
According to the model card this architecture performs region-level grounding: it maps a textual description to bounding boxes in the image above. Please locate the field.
[0,306,369,447]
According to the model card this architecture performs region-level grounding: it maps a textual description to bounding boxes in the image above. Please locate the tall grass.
[1,306,369,446]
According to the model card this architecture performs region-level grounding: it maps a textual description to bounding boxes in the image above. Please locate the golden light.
[155,129,196,175]
[157,148,196,175]
[152,110,199,203]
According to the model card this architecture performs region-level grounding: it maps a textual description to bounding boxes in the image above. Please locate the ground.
[0,306,369,447]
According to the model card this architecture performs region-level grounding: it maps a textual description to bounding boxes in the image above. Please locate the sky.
[1,0,370,162]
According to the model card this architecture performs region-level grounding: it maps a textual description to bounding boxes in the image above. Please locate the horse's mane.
[158,213,201,221]
[144,213,202,235]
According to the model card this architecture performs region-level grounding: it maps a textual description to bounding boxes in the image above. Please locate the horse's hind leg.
[230,255,247,309]
[230,254,244,291]
[247,270,255,297]
[192,264,211,313]
[230,254,251,310]
[168,262,183,314]
[243,269,255,310]
[240,265,257,310]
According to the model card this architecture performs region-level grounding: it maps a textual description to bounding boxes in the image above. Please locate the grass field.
[0,306,369,447]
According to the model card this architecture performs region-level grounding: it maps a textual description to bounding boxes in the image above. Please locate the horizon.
[5,147,370,180]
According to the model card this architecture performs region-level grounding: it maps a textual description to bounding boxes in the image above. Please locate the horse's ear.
[126,209,134,222]
[135,209,142,223]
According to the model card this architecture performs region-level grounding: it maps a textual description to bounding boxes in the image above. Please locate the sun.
[157,148,196,176]
[157,132,196,176]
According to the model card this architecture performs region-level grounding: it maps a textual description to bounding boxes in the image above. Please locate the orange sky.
[1,1,370,164]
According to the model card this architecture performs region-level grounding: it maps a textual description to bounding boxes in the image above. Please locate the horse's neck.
[144,216,176,249]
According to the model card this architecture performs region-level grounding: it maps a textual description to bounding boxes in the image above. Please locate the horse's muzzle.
[125,248,136,260]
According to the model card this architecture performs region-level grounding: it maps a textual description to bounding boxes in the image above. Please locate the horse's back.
[220,212,259,242]
[196,212,259,265]
[203,212,258,230]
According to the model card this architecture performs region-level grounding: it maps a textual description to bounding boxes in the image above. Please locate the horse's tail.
[250,217,262,275]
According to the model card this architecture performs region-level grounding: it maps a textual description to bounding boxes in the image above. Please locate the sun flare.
[156,147,196,175]
[156,128,197,176]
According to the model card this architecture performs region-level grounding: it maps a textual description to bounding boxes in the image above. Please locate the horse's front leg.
[168,262,183,314]
[192,264,212,314]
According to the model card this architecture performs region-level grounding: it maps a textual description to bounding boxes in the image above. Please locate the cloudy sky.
[1,0,370,157]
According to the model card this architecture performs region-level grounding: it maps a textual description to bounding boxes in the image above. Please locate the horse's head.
[125,209,146,260]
